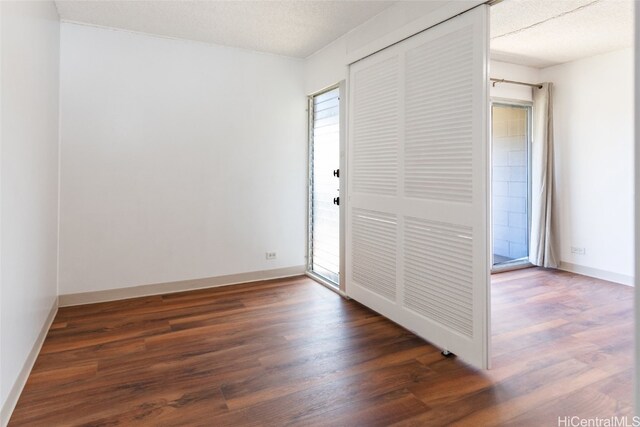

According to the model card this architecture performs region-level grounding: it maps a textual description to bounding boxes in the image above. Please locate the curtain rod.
[490,78,543,89]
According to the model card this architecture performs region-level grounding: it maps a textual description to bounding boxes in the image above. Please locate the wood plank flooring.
[9,268,633,426]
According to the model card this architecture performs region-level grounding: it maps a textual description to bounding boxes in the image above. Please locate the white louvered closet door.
[346,6,490,368]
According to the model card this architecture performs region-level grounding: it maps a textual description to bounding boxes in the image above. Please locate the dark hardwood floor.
[9,268,633,426]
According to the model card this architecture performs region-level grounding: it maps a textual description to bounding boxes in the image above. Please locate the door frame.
[306,81,348,296]
[490,98,534,273]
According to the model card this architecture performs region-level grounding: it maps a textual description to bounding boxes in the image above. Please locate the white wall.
[305,36,349,95]
[0,0,60,418]
[541,48,634,283]
[58,24,307,295]
[490,60,540,102]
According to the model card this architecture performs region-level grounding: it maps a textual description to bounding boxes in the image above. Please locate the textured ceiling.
[491,0,634,68]
[55,1,396,58]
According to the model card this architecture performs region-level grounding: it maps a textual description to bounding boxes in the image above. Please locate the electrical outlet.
[266,252,277,260]
[571,247,586,255]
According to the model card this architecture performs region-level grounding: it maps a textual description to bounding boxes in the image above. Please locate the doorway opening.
[491,102,532,270]
[308,86,340,286]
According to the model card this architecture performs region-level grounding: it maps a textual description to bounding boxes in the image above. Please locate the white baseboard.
[58,265,307,307]
[559,261,634,286]
[1,299,58,427]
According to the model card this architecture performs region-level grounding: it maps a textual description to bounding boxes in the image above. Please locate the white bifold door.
[346,6,490,368]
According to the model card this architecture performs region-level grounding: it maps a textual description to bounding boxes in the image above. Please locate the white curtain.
[530,83,559,268]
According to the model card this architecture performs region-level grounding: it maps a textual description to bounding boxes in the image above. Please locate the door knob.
[333,169,339,178]
[333,197,340,206]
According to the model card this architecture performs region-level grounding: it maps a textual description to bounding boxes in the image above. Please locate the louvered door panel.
[405,27,474,203]
[347,6,490,369]
[352,57,399,196]
[404,217,473,338]
[352,209,397,301]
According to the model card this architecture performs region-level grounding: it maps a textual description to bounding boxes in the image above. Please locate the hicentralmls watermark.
[558,417,640,427]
